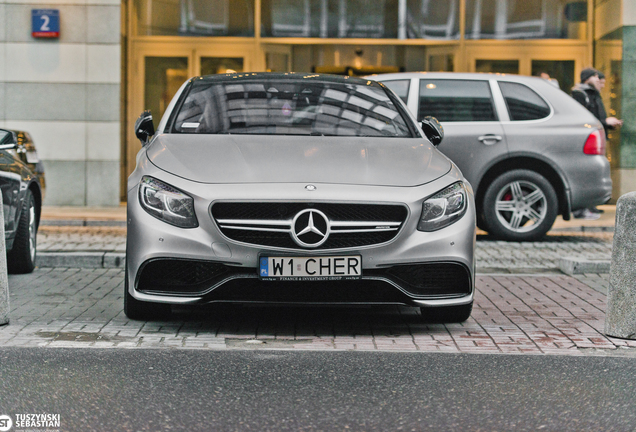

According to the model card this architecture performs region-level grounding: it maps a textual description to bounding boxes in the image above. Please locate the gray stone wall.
[0,0,121,206]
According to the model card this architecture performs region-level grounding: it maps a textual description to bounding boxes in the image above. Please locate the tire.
[482,169,558,242]
[7,189,37,274]
[124,266,172,320]
[420,302,473,323]
[476,211,490,233]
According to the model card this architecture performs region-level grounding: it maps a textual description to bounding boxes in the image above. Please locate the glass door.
[144,57,189,130]
[127,41,258,179]
[530,60,575,92]
[200,57,244,75]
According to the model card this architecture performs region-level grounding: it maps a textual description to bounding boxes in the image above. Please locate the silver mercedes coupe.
[126,73,476,322]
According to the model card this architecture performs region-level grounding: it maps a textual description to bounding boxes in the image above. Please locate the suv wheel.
[7,189,37,274]
[483,169,558,241]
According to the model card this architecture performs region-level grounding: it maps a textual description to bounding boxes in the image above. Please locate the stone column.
[605,192,636,338]
[0,193,8,325]
[615,25,636,197]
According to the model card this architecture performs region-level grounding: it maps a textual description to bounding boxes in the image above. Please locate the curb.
[41,220,126,227]
[37,252,125,268]
[558,256,611,275]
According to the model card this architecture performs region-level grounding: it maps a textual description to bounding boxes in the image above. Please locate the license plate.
[259,255,362,281]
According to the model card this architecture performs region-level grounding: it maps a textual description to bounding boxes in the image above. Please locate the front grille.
[137,259,230,294]
[211,202,408,250]
[386,263,471,296]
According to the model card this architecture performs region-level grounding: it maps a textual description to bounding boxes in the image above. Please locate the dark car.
[0,129,45,273]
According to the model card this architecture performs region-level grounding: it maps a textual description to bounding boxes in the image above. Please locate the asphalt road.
[0,348,634,431]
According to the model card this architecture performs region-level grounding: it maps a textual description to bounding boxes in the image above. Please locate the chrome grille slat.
[212,202,408,250]
[216,219,292,226]
[330,228,399,233]
[220,225,291,233]
[330,221,402,227]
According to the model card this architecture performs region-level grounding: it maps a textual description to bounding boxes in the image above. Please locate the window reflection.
[260,0,458,39]
[465,0,588,40]
[418,80,497,122]
[135,0,254,36]
[406,0,459,39]
[173,78,412,137]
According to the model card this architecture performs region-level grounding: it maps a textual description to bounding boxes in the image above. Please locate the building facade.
[0,0,121,205]
[0,0,633,205]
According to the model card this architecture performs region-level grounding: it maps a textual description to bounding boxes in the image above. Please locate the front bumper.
[126,170,476,308]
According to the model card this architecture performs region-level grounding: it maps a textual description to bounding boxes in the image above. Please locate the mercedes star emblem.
[291,209,330,248]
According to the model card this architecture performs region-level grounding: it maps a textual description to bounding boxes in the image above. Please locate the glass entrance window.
[266,53,290,72]
[476,59,519,74]
[465,0,588,40]
[200,57,244,75]
[531,60,574,92]
[144,57,189,128]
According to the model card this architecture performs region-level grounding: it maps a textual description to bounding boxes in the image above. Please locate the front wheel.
[482,170,558,241]
[7,190,37,274]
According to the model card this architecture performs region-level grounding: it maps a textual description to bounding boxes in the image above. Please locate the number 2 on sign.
[40,15,50,31]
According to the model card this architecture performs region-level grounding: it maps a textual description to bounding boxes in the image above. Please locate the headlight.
[418,182,468,232]
[139,176,198,228]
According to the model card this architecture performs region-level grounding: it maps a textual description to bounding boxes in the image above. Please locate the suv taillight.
[583,130,606,155]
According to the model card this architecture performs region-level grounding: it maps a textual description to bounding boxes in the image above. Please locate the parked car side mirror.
[421,116,444,147]
[135,110,155,146]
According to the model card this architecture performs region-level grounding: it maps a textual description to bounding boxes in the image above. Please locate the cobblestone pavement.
[37,226,613,272]
[2,268,634,356]
[38,226,126,253]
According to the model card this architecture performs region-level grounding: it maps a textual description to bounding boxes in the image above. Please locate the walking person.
[571,68,622,219]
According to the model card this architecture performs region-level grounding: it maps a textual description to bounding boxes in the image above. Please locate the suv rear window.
[418,79,497,122]
[382,79,410,104]
[499,81,551,121]
[171,78,413,137]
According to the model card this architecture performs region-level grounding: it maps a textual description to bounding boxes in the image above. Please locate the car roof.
[192,72,383,87]
[368,71,548,84]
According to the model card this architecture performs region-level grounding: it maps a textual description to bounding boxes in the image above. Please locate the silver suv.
[373,72,612,241]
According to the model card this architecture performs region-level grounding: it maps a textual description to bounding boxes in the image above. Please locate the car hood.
[147,134,451,187]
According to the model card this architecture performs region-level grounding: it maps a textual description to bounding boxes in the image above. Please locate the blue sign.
[32,9,60,38]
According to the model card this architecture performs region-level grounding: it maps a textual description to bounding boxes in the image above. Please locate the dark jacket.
[571,83,610,133]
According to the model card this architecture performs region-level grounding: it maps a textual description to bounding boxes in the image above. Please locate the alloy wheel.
[494,180,547,233]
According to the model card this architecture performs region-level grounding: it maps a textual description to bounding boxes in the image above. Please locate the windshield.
[170,78,413,137]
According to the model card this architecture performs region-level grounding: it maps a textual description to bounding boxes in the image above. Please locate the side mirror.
[421,116,444,147]
[135,110,155,146]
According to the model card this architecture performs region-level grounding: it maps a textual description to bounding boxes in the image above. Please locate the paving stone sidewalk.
[1,268,634,356]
